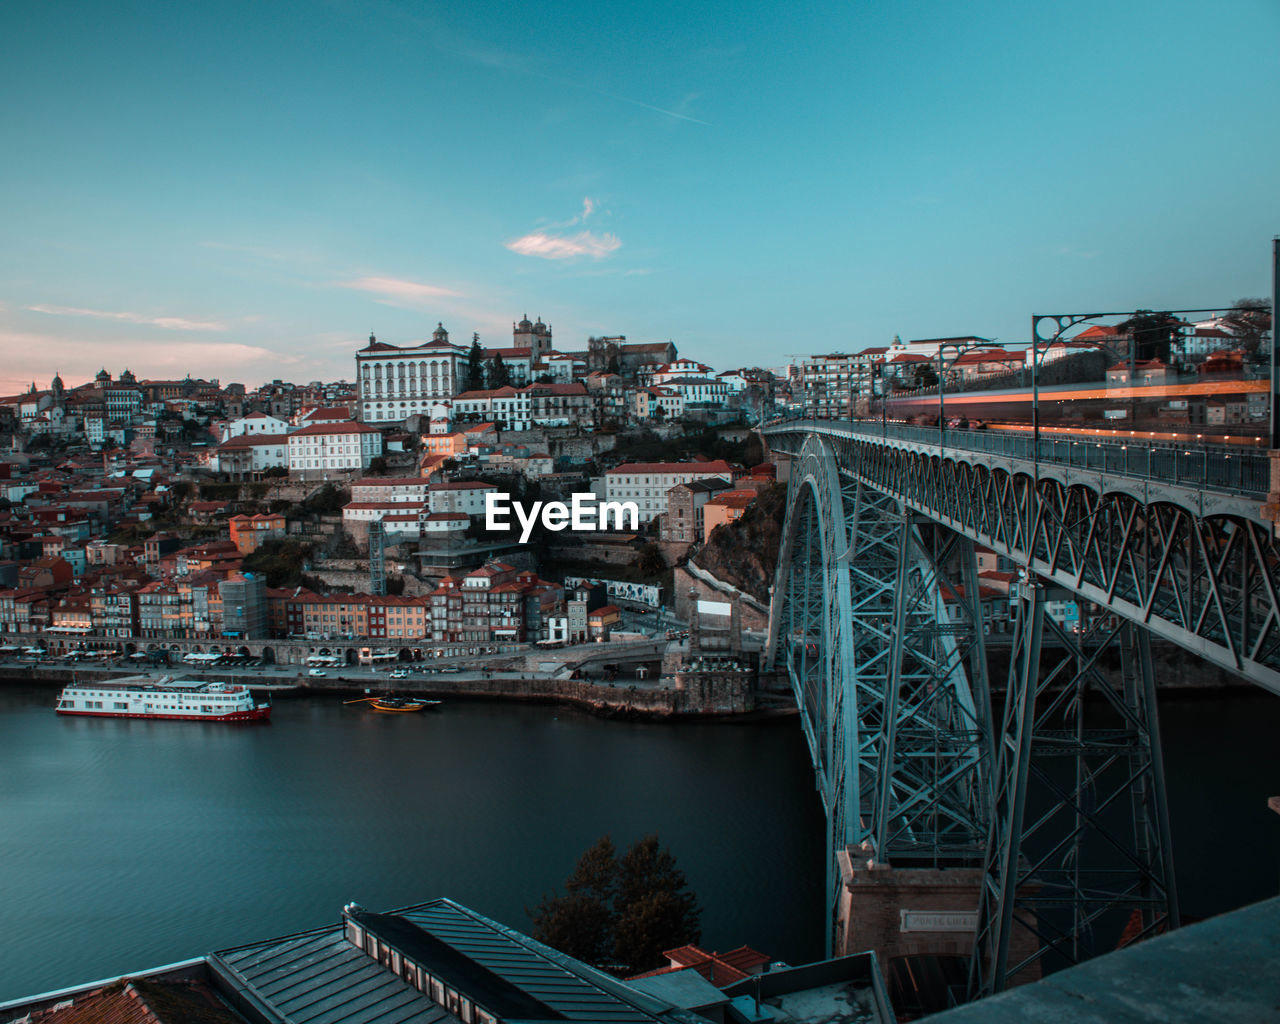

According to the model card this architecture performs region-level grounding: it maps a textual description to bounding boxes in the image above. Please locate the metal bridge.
[762,416,1279,1000]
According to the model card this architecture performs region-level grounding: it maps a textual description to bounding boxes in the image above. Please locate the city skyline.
[2,0,1278,391]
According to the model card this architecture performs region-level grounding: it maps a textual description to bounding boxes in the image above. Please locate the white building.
[428,480,498,515]
[356,325,467,425]
[287,421,383,477]
[222,412,289,441]
[349,476,433,505]
[651,360,714,385]
[210,433,290,476]
[604,460,736,524]
[452,386,532,431]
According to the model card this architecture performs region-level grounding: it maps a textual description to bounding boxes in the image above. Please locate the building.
[210,433,290,478]
[588,337,678,377]
[350,477,434,505]
[357,326,468,425]
[605,460,736,524]
[287,421,383,477]
[0,896,893,1024]
[228,513,287,554]
[428,563,561,642]
[222,412,289,440]
[429,480,499,516]
[702,490,757,542]
[662,478,734,543]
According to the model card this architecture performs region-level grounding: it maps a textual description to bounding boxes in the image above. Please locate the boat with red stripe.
[55,676,271,722]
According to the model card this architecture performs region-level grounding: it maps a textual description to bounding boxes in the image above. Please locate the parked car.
[390,668,410,679]
[307,669,327,677]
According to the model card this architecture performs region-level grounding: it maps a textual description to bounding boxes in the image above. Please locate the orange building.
[702,490,758,542]
[229,512,287,554]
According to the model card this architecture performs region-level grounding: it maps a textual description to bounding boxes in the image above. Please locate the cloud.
[336,276,462,306]
[27,304,227,332]
[506,199,620,260]
[505,231,622,261]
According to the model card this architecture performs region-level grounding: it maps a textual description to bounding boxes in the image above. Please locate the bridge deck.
[767,418,1271,506]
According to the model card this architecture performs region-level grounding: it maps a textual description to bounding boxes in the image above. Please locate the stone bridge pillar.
[835,845,1040,988]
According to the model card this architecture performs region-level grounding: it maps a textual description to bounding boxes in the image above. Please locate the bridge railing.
[766,418,1271,498]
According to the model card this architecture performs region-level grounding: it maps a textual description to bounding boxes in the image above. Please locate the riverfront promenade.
[0,635,783,719]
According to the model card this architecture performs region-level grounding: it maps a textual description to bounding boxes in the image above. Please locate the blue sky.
[2,0,1277,390]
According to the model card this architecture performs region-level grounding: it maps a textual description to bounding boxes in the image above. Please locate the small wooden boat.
[344,695,442,713]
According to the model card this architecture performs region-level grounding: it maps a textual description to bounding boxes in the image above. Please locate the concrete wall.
[672,563,769,631]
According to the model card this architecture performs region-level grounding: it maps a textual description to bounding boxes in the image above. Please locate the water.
[0,688,826,1002]
[1,686,1278,1003]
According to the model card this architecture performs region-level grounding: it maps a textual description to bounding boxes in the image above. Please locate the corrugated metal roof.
[396,901,668,1024]
[211,926,452,1024]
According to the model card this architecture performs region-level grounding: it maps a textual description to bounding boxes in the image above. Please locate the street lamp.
[935,340,991,446]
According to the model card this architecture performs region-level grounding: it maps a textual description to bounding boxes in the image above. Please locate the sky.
[1,0,1278,391]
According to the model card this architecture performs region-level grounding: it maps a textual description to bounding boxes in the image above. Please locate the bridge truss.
[761,422,1255,994]
[766,434,994,945]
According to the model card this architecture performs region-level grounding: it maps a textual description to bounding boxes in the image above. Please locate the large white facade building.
[357,325,467,425]
[287,421,383,476]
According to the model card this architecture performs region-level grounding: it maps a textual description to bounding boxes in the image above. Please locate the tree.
[913,363,939,390]
[636,543,666,578]
[529,834,701,974]
[1222,298,1272,355]
[488,352,511,389]
[1118,310,1183,364]
[466,334,487,391]
[368,456,389,476]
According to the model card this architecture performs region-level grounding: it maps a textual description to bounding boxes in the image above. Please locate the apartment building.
[287,421,383,477]
[604,460,736,524]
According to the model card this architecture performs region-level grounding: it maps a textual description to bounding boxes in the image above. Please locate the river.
[0,685,1277,1003]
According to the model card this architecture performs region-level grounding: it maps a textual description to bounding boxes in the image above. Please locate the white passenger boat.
[54,675,271,722]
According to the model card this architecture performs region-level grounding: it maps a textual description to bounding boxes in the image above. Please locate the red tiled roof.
[1073,324,1123,340]
[607,460,734,476]
[351,477,431,488]
[952,349,1018,366]
[217,433,288,450]
[288,421,378,436]
[343,501,428,511]
[707,490,757,509]
[22,978,244,1023]
[301,406,352,420]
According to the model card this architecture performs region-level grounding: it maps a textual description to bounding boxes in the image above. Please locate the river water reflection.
[1,685,1277,1003]
[0,689,826,1001]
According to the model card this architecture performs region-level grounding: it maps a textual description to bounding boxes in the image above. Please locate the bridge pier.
[834,845,1042,994]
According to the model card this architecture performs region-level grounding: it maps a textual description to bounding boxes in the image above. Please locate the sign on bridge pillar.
[835,845,1041,988]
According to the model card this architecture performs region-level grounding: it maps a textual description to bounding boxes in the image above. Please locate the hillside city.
[0,308,1270,678]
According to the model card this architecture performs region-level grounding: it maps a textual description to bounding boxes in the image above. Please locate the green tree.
[368,455,389,476]
[529,835,618,965]
[488,352,511,389]
[529,834,700,974]
[1119,310,1183,364]
[913,363,939,389]
[636,543,666,578]
[1222,298,1271,355]
[466,334,487,391]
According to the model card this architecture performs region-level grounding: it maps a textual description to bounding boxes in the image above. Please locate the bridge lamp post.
[935,340,988,447]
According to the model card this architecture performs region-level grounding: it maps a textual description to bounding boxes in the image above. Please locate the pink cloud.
[336,276,461,304]
[27,304,227,332]
[505,230,621,261]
